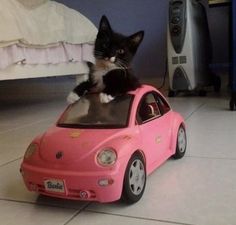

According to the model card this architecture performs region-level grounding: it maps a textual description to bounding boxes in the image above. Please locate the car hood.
[39,126,128,163]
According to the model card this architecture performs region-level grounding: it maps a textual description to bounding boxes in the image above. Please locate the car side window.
[137,93,161,124]
[154,94,171,115]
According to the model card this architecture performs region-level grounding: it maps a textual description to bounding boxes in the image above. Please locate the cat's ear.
[129,31,145,48]
[99,15,112,33]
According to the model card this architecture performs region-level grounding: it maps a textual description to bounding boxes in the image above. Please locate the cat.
[67,15,144,104]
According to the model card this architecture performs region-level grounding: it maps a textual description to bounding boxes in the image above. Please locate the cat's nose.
[110,56,116,63]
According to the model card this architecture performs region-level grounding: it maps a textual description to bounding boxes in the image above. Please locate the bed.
[0,0,97,82]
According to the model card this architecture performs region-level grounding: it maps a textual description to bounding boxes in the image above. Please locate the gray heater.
[167,0,212,96]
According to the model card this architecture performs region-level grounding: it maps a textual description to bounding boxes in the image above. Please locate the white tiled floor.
[0,83,236,225]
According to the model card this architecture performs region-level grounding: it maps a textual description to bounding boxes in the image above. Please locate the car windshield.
[58,94,133,128]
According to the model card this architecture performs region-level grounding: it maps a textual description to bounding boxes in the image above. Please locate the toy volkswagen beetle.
[20,85,186,203]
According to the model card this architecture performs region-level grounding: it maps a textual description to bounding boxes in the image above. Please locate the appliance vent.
[172,57,179,64]
[180,56,187,64]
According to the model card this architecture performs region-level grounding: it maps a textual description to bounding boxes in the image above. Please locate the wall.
[0,1,231,102]
[56,0,230,74]
[208,5,231,66]
[56,0,169,78]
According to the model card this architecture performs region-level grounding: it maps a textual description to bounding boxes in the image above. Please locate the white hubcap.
[178,127,186,153]
[129,159,145,195]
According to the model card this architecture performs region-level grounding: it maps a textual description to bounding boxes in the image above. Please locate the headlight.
[24,143,38,159]
[97,148,117,166]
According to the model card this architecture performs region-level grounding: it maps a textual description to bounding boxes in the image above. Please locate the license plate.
[44,179,65,193]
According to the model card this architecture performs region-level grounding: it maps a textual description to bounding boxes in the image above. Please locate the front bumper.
[20,162,125,203]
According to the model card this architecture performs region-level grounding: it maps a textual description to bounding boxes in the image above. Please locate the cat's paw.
[67,92,80,104]
[99,93,114,104]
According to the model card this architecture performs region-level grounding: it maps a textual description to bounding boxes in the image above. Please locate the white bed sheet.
[0,0,97,81]
[0,62,89,81]
[0,0,97,47]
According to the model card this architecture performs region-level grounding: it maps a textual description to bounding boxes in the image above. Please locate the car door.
[137,92,172,171]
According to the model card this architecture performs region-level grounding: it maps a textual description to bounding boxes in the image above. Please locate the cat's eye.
[117,49,125,54]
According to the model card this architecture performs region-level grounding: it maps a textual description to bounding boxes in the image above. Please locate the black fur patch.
[71,15,144,99]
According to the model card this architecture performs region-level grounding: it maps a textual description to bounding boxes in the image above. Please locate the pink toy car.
[20,85,186,203]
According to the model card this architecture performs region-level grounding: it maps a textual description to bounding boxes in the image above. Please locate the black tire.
[198,90,207,97]
[230,99,235,111]
[122,153,146,204]
[229,92,236,111]
[168,90,177,97]
[173,125,187,159]
[213,75,221,93]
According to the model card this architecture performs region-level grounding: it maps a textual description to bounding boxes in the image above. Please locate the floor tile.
[168,97,206,120]
[0,159,89,209]
[0,200,77,225]
[0,101,66,133]
[0,101,68,165]
[68,211,174,225]
[0,78,235,225]
[0,120,53,166]
[87,157,236,225]
[186,99,236,159]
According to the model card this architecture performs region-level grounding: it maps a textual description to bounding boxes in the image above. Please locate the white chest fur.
[92,61,119,91]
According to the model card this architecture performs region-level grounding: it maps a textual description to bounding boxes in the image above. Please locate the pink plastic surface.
[20,85,185,202]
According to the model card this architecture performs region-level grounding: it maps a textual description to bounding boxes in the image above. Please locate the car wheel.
[122,153,146,204]
[173,125,187,159]
[168,90,177,97]
[198,90,207,97]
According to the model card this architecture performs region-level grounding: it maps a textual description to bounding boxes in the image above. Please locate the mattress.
[0,0,97,47]
[0,62,89,80]
[0,0,97,80]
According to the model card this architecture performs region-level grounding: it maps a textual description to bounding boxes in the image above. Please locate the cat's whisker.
[94,50,103,54]
[68,16,143,102]
[115,61,125,69]
[94,51,104,56]
[117,58,129,65]
[95,53,102,57]
[116,60,128,70]
[95,55,103,59]
[94,55,104,59]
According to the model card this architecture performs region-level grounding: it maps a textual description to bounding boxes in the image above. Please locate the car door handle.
[155,136,162,144]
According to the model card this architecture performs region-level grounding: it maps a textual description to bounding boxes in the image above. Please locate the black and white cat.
[67,15,144,104]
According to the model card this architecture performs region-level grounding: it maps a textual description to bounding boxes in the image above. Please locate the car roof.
[127,85,170,126]
[128,84,161,97]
